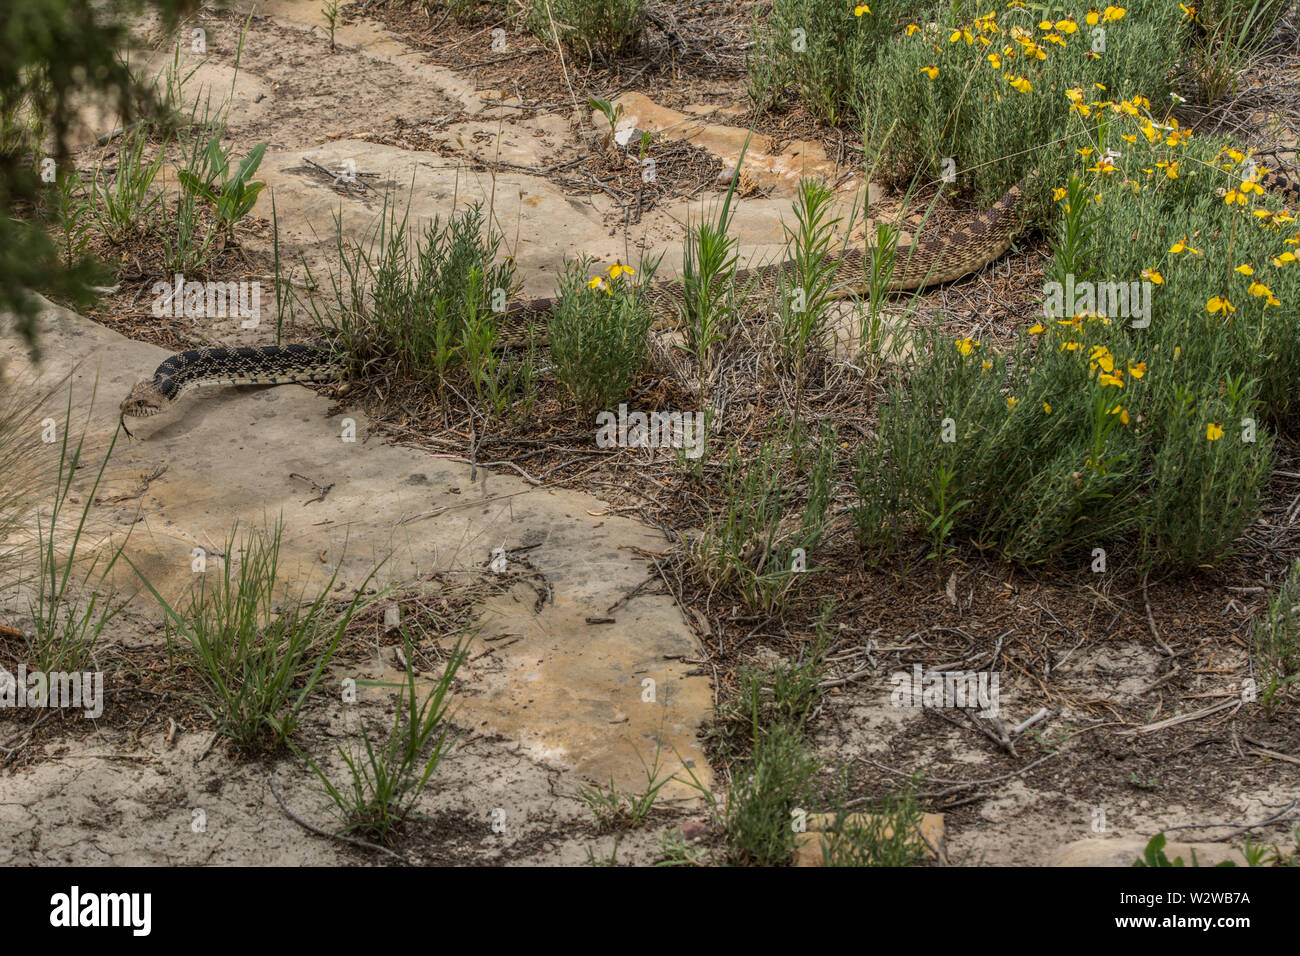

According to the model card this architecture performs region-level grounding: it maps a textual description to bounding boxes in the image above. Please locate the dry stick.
[289,472,335,504]
[852,751,1063,805]
[1011,706,1049,734]
[1121,699,1240,736]
[431,156,584,177]
[1141,570,1177,657]
[0,709,53,759]
[819,666,874,689]
[466,48,545,67]
[426,454,542,485]
[1139,569,1185,698]
[303,156,375,194]
[933,708,1015,756]
[543,5,579,111]
[908,819,947,866]
[267,775,406,863]
[1252,744,1300,767]
[399,488,536,525]
[440,20,506,55]
[1157,799,1300,844]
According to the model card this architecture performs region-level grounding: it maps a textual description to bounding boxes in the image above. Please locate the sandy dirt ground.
[1,1,1296,866]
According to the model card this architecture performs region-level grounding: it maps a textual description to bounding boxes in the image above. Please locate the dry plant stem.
[267,775,407,862]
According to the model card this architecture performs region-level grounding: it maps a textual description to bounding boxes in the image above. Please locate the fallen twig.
[268,775,406,862]
[1121,699,1239,736]
[1157,799,1300,844]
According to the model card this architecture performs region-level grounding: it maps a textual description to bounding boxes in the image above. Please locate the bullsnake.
[119,168,1297,424]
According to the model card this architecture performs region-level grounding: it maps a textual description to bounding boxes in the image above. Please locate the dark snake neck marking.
[1260,168,1300,203]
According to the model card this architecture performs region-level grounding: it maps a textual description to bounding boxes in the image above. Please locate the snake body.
[120,168,1297,421]
[120,344,342,420]
[120,178,1029,419]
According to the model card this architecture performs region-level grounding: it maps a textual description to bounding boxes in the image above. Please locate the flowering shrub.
[548,256,655,413]
[856,92,1297,569]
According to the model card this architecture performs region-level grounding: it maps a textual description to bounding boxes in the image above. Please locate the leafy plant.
[90,124,165,241]
[160,190,219,275]
[748,0,913,126]
[1185,0,1294,103]
[588,96,624,138]
[820,777,927,867]
[51,168,94,271]
[1135,832,1236,867]
[723,722,820,866]
[547,256,656,414]
[301,630,466,843]
[680,139,752,398]
[577,734,674,832]
[28,387,130,673]
[322,0,342,52]
[529,0,645,63]
[774,177,845,418]
[707,621,828,762]
[0,0,190,353]
[302,195,522,420]
[131,520,377,751]
[688,428,835,615]
[177,139,267,241]
[1252,559,1300,712]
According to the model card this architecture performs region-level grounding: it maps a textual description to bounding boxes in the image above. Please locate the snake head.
[120,381,168,419]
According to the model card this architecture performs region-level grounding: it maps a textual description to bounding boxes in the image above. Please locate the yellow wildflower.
[1089,345,1115,372]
